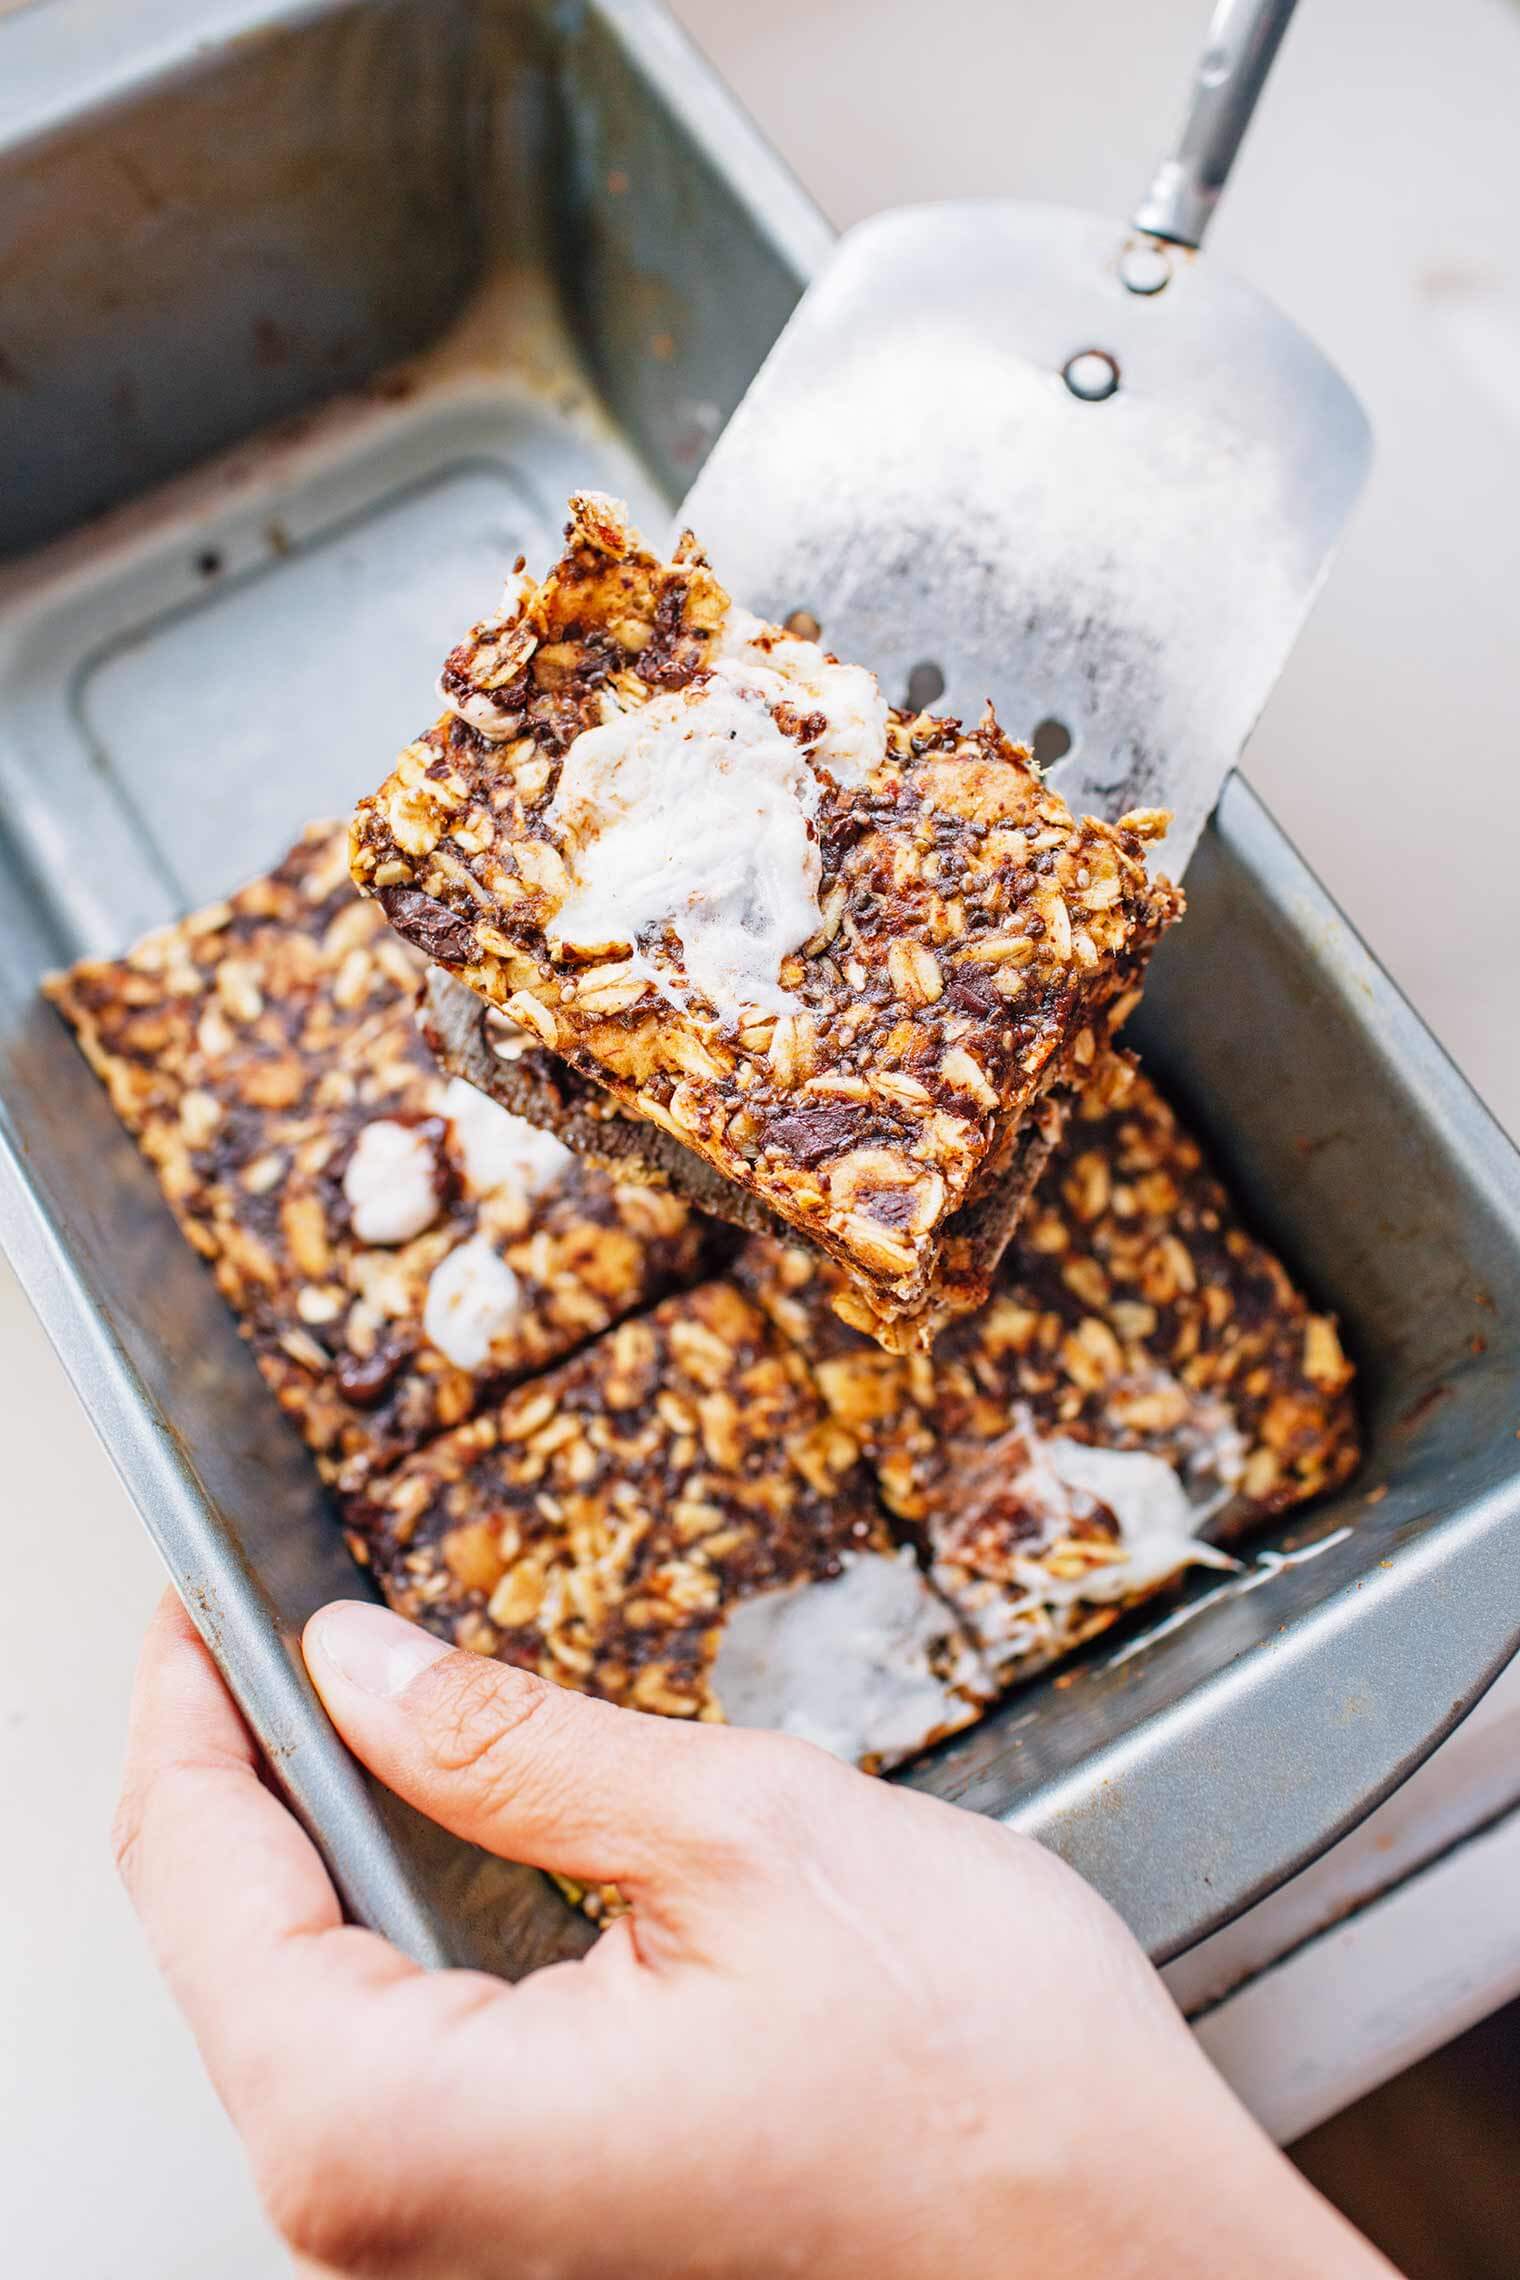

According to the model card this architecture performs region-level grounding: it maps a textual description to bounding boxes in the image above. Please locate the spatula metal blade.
[678,202,1371,875]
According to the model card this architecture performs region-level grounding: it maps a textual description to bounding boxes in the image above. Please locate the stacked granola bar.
[350,495,1184,1348]
[47,562,1358,1786]
[334,1048,1357,1723]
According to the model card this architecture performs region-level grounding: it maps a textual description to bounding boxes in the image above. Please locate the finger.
[304,1599,809,1899]
[116,1591,420,2114]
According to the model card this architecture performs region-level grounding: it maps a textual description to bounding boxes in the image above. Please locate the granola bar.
[350,493,1183,1347]
[423,960,1070,1343]
[344,1281,992,1768]
[46,823,710,1488]
[420,963,794,1240]
[737,1055,1360,1678]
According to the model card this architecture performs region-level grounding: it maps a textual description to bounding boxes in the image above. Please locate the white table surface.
[4,0,1520,2271]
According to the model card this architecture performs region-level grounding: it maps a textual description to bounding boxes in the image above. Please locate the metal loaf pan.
[2,0,1517,1972]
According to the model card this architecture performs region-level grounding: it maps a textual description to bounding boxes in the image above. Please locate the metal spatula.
[678,0,1370,877]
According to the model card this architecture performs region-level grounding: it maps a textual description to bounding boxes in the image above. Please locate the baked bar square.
[47,823,710,1488]
[738,1055,1359,1679]
[350,493,1182,1346]
[344,1281,991,1768]
[422,959,1071,1345]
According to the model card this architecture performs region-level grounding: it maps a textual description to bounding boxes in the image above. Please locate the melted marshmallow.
[342,1120,441,1246]
[442,1077,572,1200]
[709,1549,985,1768]
[543,602,888,1021]
[423,1233,521,1369]
[712,608,887,790]
[1177,1398,1249,1509]
[1012,1439,1237,1607]
[547,677,824,1019]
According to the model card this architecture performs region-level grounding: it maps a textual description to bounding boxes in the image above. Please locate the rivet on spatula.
[1119,242,1173,296]
[1062,349,1121,401]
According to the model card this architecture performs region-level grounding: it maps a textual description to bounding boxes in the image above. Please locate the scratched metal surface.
[681,204,1370,877]
[0,0,1517,1969]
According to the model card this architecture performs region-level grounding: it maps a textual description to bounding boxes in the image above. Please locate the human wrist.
[878,2063,1392,2280]
[1034,2094,1394,2280]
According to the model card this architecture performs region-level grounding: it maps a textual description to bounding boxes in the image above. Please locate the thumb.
[303,1600,794,1900]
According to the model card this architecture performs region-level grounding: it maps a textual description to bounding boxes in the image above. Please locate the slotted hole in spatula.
[1032,717,1073,768]
[904,660,945,713]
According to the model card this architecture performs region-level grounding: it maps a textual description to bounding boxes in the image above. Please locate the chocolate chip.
[378,887,478,966]
[859,1184,921,1229]
[947,973,1000,1020]
[336,1335,414,1410]
[764,1102,875,1167]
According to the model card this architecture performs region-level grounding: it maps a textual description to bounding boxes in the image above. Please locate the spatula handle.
[1133,0,1299,248]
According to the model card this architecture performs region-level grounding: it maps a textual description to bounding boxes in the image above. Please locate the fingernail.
[307,1601,451,1699]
